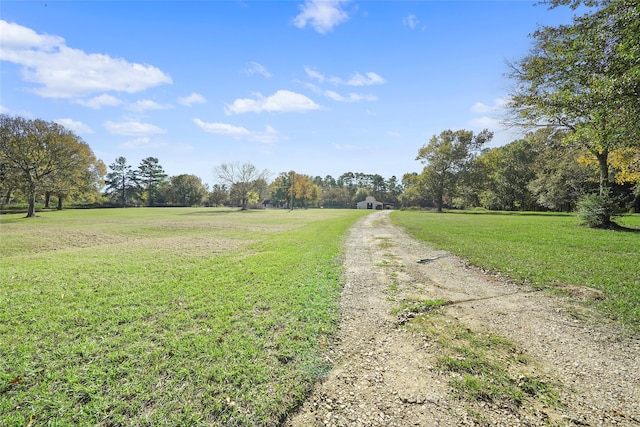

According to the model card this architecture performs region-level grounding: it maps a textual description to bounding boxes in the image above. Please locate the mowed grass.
[0,207,370,426]
[391,211,640,330]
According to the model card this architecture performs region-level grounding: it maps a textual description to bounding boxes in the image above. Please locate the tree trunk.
[44,191,51,209]
[26,187,37,218]
[57,196,63,211]
[596,149,609,195]
[121,176,126,207]
[435,186,444,213]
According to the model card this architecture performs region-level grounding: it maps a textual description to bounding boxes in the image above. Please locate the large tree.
[290,172,321,208]
[506,0,640,202]
[46,141,106,210]
[214,162,269,210]
[474,137,541,211]
[104,157,139,207]
[138,157,167,207]
[415,129,493,212]
[0,115,99,217]
[208,184,229,207]
[168,174,207,206]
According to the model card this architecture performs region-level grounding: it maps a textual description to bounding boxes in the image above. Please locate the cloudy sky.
[1,1,578,185]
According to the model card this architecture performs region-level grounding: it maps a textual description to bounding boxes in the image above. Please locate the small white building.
[357,196,384,210]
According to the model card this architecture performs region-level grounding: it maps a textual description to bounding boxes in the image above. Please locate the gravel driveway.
[285,210,640,427]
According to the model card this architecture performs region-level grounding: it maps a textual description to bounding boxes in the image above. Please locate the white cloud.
[0,20,172,98]
[468,116,501,129]
[244,62,272,78]
[104,120,167,136]
[194,119,250,137]
[249,125,280,144]
[127,99,172,112]
[324,90,376,102]
[346,71,385,86]
[225,90,321,115]
[120,137,168,150]
[304,67,385,86]
[305,67,340,85]
[387,131,401,138]
[54,118,94,134]
[293,0,350,34]
[403,14,419,29]
[75,94,123,109]
[178,92,207,107]
[0,105,9,114]
[470,98,508,113]
[194,118,280,143]
[469,98,509,131]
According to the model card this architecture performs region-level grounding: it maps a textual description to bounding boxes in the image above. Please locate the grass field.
[0,208,370,426]
[391,211,640,330]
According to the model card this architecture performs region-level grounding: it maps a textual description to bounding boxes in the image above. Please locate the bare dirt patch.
[285,210,640,426]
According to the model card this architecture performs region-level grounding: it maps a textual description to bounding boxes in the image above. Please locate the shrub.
[576,193,623,228]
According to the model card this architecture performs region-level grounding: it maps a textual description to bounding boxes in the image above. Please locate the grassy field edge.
[390,210,640,331]
[0,208,371,426]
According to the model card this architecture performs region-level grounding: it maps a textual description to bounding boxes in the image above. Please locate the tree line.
[402,127,639,215]
[1,1,638,227]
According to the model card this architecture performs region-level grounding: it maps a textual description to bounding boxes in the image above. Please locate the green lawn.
[0,208,370,426]
[391,210,640,330]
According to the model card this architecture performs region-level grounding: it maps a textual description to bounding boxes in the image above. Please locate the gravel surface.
[285,210,640,427]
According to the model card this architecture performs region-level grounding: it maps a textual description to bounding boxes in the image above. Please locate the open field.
[0,208,370,426]
[391,211,640,330]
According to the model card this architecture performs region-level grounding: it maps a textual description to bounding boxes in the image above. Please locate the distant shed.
[357,196,384,210]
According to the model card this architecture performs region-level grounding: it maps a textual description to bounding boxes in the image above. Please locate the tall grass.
[391,211,640,330]
[0,208,370,426]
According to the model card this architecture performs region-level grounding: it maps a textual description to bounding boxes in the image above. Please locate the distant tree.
[399,172,430,208]
[321,187,352,208]
[369,174,386,201]
[0,115,99,217]
[475,137,541,211]
[138,157,167,206]
[208,184,229,207]
[416,129,493,212]
[169,174,207,206]
[290,172,321,208]
[104,157,139,207]
[337,172,356,191]
[269,173,291,208]
[324,175,337,188]
[214,162,270,210]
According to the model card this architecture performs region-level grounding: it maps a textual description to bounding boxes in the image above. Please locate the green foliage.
[410,314,561,409]
[138,157,168,207]
[168,174,207,206]
[393,298,448,315]
[0,115,103,217]
[392,210,640,329]
[507,0,640,205]
[104,156,139,207]
[0,208,371,426]
[414,129,493,212]
[576,192,625,228]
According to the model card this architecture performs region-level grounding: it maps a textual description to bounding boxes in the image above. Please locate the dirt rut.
[285,210,639,427]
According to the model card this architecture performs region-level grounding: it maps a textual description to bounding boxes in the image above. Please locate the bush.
[576,193,624,228]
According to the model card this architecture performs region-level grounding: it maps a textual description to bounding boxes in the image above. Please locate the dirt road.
[285,210,640,426]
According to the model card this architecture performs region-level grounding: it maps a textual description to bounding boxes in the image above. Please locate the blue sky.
[1,1,579,186]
